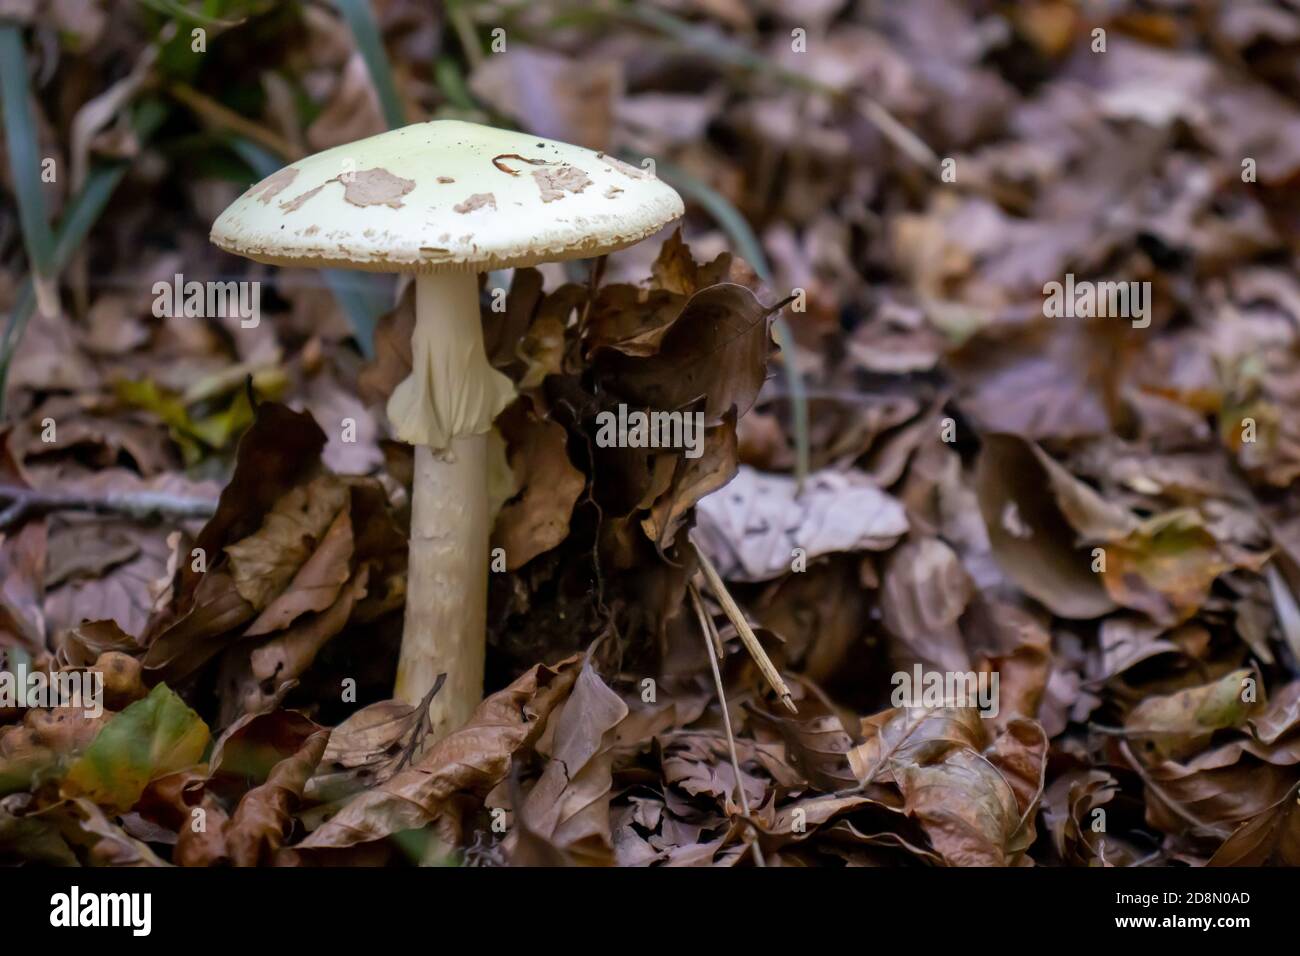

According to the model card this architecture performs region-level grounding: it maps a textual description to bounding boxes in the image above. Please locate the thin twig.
[691,579,766,867]
[687,579,725,661]
[856,100,941,172]
[691,538,797,714]
[0,485,218,530]
[395,673,449,771]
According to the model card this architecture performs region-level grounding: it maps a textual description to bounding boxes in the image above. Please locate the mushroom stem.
[395,437,488,737]
[389,271,514,738]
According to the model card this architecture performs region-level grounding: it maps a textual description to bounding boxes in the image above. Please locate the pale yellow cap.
[210,120,684,273]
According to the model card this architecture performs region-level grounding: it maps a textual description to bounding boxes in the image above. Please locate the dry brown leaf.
[300,655,583,849]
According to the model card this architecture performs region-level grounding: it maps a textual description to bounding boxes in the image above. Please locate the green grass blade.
[0,25,56,278]
[134,0,244,28]
[0,100,168,412]
[434,56,477,112]
[650,157,811,487]
[332,0,406,129]
[319,269,386,357]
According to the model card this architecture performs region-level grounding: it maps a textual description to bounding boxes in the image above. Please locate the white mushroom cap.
[210,120,684,273]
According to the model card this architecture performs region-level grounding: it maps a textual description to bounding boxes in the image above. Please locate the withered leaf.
[694,465,908,582]
[597,283,774,426]
[300,655,583,849]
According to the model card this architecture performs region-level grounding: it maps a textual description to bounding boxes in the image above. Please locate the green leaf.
[62,684,210,812]
[116,377,261,464]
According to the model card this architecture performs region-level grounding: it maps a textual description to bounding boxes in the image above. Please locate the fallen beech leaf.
[695,465,908,582]
[226,730,329,866]
[492,402,585,570]
[174,793,230,868]
[1208,786,1300,866]
[243,504,354,637]
[175,402,326,605]
[516,660,628,862]
[306,699,420,803]
[1043,769,1130,866]
[225,475,350,613]
[54,797,168,866]
[300,655,583,849]
[1125,668,1256,762]
[0,801,77,865]
[1142,740,1300,840]
[976,433,1116,619]
[880,537,974,673]
[227,567,369,723]
[55,619,137,668]
[1102,509,1231,626]
[847,706,1045,866]
[596,283,774,426]
[61,683,209,812]
[643,412,738,553]
[751,710,859,792]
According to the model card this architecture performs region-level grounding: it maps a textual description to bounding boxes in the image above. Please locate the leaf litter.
[2,0,1300,869]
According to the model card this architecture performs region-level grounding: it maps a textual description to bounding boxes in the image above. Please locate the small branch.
[691,579,766,868]
[856,100,941,173]
[691,537,797,714]
[0,486,218,530]
[395,673,449,771]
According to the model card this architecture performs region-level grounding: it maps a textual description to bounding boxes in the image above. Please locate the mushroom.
[210,120,684,738]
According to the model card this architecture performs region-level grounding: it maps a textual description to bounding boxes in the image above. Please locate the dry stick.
[0,486,217,529]
[689,580,766,868]
[856,100,941,173]
[691,540,797,715]
[394,672,449,771]
[692,580,726,661]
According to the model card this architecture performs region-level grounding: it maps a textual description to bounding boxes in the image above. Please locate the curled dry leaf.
[300,655,584,849]
[847,705,1047,866]
[1208,786,1300,866]
[595,283,775,426]
[694,465,908,582]
[305,699,420,803]
[491,402,585,571]
[975,433,1117,619]
[226,729,329,866]
[642,412,738,554]
[514,660,628,863]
